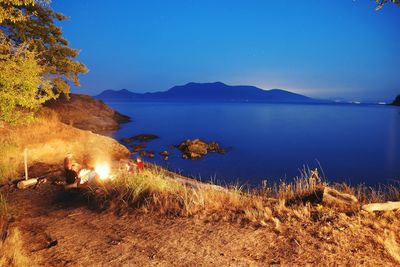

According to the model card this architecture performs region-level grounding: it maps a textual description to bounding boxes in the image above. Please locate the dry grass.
[97,169,242,216]
[379,231,400,264]
[88,166,400,265]
[93,168,339,224]
[94,166,400,218]
[0,228,33,267]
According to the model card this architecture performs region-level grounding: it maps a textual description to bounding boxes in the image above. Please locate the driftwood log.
[322,187,359,211]
[362,201,400,212]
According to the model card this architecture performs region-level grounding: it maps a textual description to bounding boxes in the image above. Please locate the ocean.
[106,101,400,186]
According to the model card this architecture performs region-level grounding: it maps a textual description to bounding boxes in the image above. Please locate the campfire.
[95,163,112,181]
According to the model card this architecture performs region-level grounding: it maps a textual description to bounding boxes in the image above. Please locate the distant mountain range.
[96,82,318,103]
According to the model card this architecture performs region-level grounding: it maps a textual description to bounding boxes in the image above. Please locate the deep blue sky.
[52,0,400,101]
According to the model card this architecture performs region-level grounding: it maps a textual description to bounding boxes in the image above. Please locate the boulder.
[207,141,225,154]
[178,139,208,159]
[178,139,225,159]
[160,151,169,160]
[159,151,169,157]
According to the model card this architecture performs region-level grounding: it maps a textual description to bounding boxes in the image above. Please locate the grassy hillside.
[0,106,129,183]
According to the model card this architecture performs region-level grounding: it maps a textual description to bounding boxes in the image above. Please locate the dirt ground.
[3,164,399,266]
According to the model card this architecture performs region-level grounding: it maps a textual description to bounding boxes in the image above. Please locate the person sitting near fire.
[120,157,145,173]
[63,153,99,188]
[134,157,145,173]
[64,153,80,186]
[120,158,134,172]
[78,168,99,186]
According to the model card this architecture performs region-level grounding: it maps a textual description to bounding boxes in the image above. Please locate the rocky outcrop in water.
[45,94,130,134]
[130,143,147,153]
[159,151,170,160]
[178,139,225,159]
[140,150,155,158]
[391,95,400,106]
[121,134,159,144]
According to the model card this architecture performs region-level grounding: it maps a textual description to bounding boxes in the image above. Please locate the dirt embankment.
[45,94,130,134]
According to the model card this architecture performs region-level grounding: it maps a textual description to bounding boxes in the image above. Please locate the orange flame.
[95,163,110,180]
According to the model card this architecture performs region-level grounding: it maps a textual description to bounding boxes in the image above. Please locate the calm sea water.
[106,101,400,186]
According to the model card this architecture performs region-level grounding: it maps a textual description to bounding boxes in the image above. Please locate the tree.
[375,0,400,10]
[0,0,87,123]
[0,0,36,23]
[0,37,55,123]
[0,1,87,96]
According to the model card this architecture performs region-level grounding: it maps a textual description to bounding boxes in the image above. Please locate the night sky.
[52,0,400,102]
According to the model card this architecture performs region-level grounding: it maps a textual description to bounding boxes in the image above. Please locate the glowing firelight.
[95,163,110,180]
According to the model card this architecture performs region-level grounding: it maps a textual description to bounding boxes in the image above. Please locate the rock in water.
[159,151,170,160]
[178,139,225,159]
[130,143,147,152]
[159,151,169,157]
[207,141,225,154]
[391,95,400,106]
[144,150,156,158]
[178,139,208,159]
[121,134,159,144]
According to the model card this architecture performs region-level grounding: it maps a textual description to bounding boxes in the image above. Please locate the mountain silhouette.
[96,82,316,103]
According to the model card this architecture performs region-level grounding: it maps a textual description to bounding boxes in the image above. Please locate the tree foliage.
[375,0,400,10]
[0,0,36,23]
[0,0,87,123]
[0,0,87,96]
[0,37,55,123]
